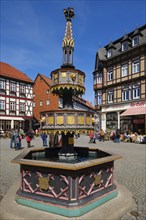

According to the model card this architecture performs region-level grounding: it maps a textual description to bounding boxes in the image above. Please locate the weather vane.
[64,7,75,21]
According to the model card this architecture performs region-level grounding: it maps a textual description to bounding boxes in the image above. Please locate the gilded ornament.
[48,116,54,125]
[94,174,102,186]
[79,75,83,85]
[78,116,84,125]
[56,116,64,125]
[38,177,49,190]
[86,117,91,125]
[70,73,76,81]
[61,72,67,78]
[41,117,46,123]
[67,116,75,125]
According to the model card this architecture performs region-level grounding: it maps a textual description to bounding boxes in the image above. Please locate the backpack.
[100,130,104,136]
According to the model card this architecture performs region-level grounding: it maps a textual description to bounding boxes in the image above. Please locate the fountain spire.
[62,7,75,68]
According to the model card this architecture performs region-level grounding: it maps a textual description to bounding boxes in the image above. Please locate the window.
[0,80,5,90]
[6,121,11,130]
[20,85,25,94]
[132,60,140,73]
[20,103,25,112]
[132,36,138,47]
[46,90,50,94]
[0,100,5,110]
[97,92,102,105]
[122,87,129,101]
[0,121,5,130]
[33,102,36,107]
[93,76,96,85]
[10,102,16,111]
[97,73,102,83]
[133,84,140,99]
[108,90,113,103]
[107,70,113,81]
[107,49,112,58]
[122,42,128,51]
[121,64,128,77]
[46,100,50,106]
[10,83,16,92]
[40,101,43,106]
[129,86,132,100]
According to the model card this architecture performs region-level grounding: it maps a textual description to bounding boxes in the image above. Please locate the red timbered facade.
[0,62,34,132]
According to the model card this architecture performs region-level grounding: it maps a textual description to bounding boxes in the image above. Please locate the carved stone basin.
[12,146,121,217]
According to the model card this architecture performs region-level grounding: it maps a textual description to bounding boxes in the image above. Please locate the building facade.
[33,73,95,129]
[0,62,33,132]
[93,25,146,134]
[33,73,59,128]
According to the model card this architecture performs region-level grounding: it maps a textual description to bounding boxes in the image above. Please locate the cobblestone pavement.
[0,135,145,220]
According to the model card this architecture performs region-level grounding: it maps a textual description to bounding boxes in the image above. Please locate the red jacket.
[26,136,32,142]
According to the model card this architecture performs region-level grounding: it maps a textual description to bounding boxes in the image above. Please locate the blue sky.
[1,0,146,104]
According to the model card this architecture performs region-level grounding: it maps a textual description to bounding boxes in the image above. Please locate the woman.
[26,130,33,148]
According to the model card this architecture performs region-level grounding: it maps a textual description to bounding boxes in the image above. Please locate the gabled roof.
[0,62,33,83]
[73,95,95,111]
[34,73,51,87]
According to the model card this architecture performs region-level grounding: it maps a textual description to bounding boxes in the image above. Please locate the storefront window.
[0,121,5,130]
[106,112,118,130]
[6,121,11,130]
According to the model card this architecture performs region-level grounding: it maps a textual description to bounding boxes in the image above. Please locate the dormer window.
[122,42,128,51]
[132,36,139,47]
[107,49,112,58]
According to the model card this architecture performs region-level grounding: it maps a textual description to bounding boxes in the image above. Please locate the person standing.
[9,129,15,148]
[115,128,121,143]
[26,130,33,148]
[49,132,55,148]
[14,129,21,150]
[41,132,48,147]
[99,129,105,141]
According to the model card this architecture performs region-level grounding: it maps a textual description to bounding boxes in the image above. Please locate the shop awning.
[120,106,146,116]
[0,116,24,121]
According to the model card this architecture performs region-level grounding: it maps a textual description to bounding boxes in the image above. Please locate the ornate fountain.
[40,7,94,160]
[12,8,121,217]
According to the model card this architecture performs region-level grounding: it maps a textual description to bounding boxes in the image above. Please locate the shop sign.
[133,119,144,124]
[130,102,146,107]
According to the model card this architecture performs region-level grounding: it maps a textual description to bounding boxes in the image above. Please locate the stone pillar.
[117,112,120,129]
[101,113,106,131]
[11,120,14,129]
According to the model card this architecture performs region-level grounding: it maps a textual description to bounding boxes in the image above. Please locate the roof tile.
[0,62,33,83]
